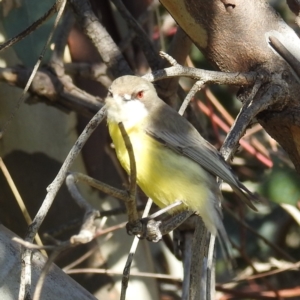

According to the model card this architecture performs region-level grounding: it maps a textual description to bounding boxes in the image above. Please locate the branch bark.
[160,0,300,172]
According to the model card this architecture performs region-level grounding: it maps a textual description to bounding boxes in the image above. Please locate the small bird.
[105,75,257,238]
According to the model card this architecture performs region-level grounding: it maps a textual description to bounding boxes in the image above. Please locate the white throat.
[106,94,148,128]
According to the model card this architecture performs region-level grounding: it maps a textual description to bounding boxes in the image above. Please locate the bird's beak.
[122,93,132,102]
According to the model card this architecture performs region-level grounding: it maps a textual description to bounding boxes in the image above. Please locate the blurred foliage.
[261,161,300,205]
[1,0,57,66]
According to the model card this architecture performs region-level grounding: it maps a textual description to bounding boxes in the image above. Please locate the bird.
[105,75,258,239]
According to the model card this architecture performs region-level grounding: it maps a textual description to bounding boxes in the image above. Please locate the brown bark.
[160,0,300,172]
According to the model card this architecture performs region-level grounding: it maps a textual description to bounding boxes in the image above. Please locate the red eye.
[136,91,144,99]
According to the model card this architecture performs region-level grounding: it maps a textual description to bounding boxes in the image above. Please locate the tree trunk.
[160,0,300,172]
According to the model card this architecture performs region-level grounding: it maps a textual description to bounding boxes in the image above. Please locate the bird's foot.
[126,218,162,242]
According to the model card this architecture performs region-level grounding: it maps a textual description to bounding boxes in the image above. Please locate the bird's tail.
[231,181,260,212]
[214,197,236,273]
[217,220,236,273]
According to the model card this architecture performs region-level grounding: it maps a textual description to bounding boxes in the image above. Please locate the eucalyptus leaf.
[2,0,57,67]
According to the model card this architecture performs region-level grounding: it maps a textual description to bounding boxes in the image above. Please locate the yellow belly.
[108,122,219,234]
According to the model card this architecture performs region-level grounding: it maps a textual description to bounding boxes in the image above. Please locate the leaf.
[261,166,300,205]
[1,0,57,67]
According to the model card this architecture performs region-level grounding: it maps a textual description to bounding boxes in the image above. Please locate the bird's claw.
[126,218,163,242]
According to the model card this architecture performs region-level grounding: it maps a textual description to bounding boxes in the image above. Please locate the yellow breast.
[108,121,220,234]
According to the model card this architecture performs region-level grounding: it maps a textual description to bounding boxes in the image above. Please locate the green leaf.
[260,164,300,205]
[2,0,56,67]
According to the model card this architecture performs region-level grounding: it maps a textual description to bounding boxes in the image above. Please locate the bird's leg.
[127,201,195,242]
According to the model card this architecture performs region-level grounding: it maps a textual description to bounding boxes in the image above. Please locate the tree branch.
[69,0,132,77]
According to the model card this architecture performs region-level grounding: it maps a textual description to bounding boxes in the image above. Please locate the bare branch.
[0,0,65,52]
[0,66,102,117]
[65,174,100,244]
[156,29,193,104]
[70,172,129,202]
[143,64,259,86]
[69,0,132,77]
[118,122,139,224]
[66,267,182,281]
[111,0,161,70]
[120,199,153,300]
[118,4,154,53]
[20,106,106,299]
[220,83,287,161]
[178,80,204,115]
[0,158,46,255]
[50,7,75,74]
[64,62,111,87]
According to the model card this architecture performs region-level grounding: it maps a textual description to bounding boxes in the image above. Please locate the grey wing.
[143,105,258,211]
[146,126,236,184]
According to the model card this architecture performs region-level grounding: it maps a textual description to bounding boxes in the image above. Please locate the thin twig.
[20,105,106,300]
[0,158,47,256]
[157,28,192,105]
[216,285,300,299]
[228,238,281,298]
[0,66,102,117]
[111,0,161,70]
[118,122,139,224]
[63,247,97,272]
[66,174,100,244]
[178,80,204,115]
[94,222,127,237]
[64,62,111,87]
[120,199,153,300]
[224,205,295,262]
[148,200,183,219]
[69,0,132,77]
[17,3,68,299]
[32,241,70,300]
[118,3,154,53]
[160,51,179,66]
[50,8,74,70]
[204,87,235,127]
[1,0,67,140]
[196,100,273,168]
[220,83,286,162]
[0,0,65,52]
[143,64,259,87]
[233,260,300,282]
[12,237,56,251]
[65,267,182,281]
[99,204,146,217]
[26,108,106,241]
[24,171,104,300]
[69,172,129,201]
[155,4,166,51]
[66,174,96,212]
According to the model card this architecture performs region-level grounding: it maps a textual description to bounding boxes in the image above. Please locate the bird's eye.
[136,90,144,99]
[107,90,113,97]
